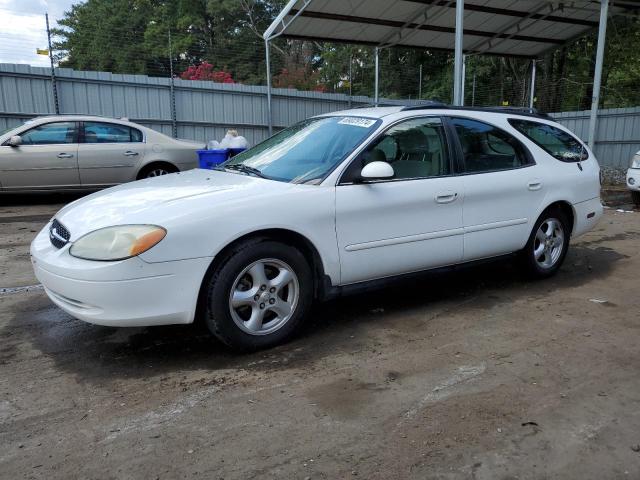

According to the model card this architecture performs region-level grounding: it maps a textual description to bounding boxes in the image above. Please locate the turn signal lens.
[130,229,167,256]
[69,225,166,261]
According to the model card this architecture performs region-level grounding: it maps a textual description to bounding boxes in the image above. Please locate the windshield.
[222,116,380,184]
[1,119,33,137]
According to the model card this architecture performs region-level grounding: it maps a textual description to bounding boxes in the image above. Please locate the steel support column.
[529,59,536,109]
[453,0,464,106]
[265,39,273,136]
[588,0,608,150]
[461,54,466,106]
[374,47,380,106]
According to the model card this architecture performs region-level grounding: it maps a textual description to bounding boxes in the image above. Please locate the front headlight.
[69,225,166,261]
[631,154,640,169]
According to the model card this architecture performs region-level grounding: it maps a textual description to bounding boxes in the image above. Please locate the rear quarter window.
[509,118,588,162]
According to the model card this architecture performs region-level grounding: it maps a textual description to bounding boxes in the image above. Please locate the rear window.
[509,119,588,162]
[83,122,143,143]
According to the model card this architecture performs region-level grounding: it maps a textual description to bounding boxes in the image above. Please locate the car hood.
[54,169,293,240]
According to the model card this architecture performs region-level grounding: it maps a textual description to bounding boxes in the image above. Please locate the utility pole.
[168,29,177,139]
[45,13,59,114]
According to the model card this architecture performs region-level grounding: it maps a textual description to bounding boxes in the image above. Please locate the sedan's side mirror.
[360,161,394,181]
[8,135,22,147]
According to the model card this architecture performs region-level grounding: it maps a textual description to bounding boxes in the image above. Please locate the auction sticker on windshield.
[338,117,377,128]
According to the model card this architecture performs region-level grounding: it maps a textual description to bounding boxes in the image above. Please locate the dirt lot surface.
[1,194,639,480]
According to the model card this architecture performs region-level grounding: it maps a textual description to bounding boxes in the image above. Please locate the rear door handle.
[57,153,74,158]
[124,151,139,156]
[528,180,542,191]
[435,192,458,204]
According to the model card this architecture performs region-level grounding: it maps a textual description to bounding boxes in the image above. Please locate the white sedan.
[31,106,603,350]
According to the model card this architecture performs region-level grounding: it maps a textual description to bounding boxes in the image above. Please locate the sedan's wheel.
[138,164,178,179]
[521,208,570,278]
[146,167,171,178]
[204,240,312,351]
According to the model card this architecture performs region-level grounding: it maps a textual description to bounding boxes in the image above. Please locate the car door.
[0,121,79,190]
[335,116,465,285]
[77,121,146,187]
[448,116,545,261]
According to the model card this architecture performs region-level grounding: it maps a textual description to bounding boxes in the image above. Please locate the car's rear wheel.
[521,208,570,278]
[138,163,177,179]
[631,191,640,206]
[203,240,313,351]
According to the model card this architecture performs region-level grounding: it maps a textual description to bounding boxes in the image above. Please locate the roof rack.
[401,103,552,120]
[352,102,405,109]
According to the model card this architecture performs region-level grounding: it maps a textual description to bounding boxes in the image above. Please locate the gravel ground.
[1,194,639,479]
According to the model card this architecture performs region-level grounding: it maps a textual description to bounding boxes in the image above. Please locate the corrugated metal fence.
[1,63,638,169]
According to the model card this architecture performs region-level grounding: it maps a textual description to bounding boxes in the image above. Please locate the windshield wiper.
[222,164,269,179]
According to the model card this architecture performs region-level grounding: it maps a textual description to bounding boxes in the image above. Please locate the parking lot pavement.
[1,198,639,480]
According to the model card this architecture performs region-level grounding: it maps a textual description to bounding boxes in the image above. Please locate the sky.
[0,0,78,67]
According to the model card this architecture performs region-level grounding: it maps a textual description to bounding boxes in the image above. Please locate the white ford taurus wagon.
[31,105,603,350]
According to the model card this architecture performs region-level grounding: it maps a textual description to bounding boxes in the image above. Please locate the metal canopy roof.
[264,0,639,58]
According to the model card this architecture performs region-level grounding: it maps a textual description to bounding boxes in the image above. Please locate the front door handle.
[57,153,74,158]
[528,180,542,191]
[124,151,139,156]
[435,192,458,204]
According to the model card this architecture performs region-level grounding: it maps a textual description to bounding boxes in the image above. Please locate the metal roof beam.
[289,9,565,45]
[466,2,560,54]
[375,1,452,49]
[403,0,600,27]
[279,33,538,58]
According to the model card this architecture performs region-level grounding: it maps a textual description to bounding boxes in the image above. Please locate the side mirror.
[8,135,22,147]
[360,161,394,181]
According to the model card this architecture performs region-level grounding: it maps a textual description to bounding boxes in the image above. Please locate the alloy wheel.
[533,218,565,269]
[228,258,299,335]
[146,168,170,177]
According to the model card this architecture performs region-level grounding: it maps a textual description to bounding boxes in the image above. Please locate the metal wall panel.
[1,64,637,168]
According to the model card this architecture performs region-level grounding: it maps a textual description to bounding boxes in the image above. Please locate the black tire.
[520,207,571,279]
[203,239,313,351]
[138,163,178,179]
[632,191,640,207]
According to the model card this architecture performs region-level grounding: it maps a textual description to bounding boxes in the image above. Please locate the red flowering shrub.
[180,62,235,83]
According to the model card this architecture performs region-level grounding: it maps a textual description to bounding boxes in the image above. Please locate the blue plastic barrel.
[229,147,247,158]
[197,149,229,169]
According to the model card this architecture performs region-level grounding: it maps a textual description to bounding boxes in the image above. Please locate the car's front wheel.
[521,208,570,278]
[203,240,313,351]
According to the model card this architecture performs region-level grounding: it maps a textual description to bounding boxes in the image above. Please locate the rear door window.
[508,119,587,162]
[450,117,533,173]
[82,122,143,143]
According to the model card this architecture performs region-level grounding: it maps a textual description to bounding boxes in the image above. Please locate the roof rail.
[400,100,448,110]
[400,103,552,120]
[352,102,405,109]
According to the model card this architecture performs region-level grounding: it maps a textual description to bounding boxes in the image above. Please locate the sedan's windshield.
[222,116,379,184]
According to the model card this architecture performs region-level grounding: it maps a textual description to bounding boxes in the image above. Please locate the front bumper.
[627,168,640,192]
[31,224,212,327]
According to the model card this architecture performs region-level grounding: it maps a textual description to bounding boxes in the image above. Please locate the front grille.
[49,219,70,249]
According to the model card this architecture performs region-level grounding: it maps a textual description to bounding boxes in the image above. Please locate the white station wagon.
[31,105,603,350]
